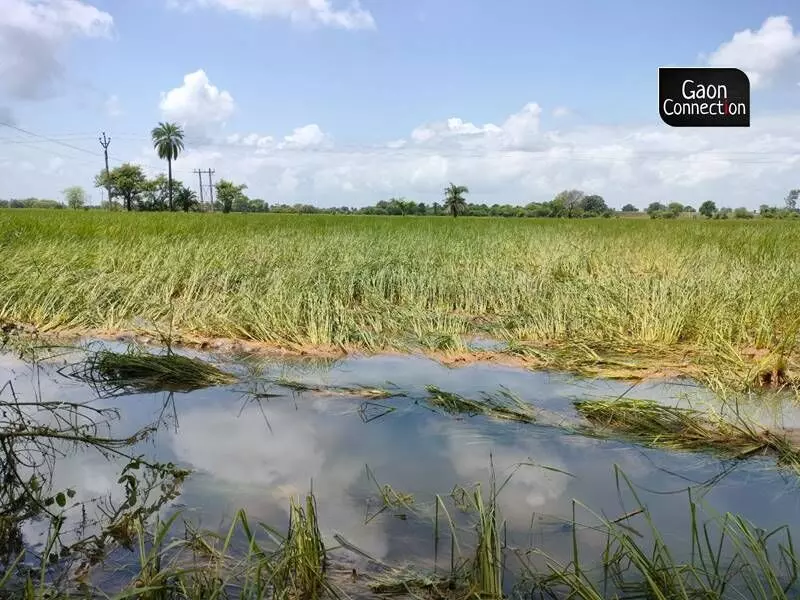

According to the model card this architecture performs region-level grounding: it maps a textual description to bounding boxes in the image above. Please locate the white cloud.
[159,69,235,130]
[170,0,375,30]
[501,102,542,148]
[553,106,571,118]
[410,103,542,151]
[411,117,502,143]
[0,0,113,99]
[280,123,328,148]
[706,15,800,88]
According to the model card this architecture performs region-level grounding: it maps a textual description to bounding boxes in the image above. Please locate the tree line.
[7,182,800,219]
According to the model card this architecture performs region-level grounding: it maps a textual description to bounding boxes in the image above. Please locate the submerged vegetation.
[575,398,800,472]
[424,385,537,423]
[3,211,800,387]
[63,346,237,395]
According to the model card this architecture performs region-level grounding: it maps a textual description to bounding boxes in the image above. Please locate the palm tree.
[443,183,469,217]
[174,185,199,212]
[151,122,185,211]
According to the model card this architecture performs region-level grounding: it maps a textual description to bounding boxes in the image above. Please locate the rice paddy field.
[4,209,800,599]
[2,209,800,388]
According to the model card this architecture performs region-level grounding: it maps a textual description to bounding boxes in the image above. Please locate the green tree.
[668,202,683,217]
[580,194,608,215]
[733,206,753,219]
[232,190,252,212]
[552,189,585,218]
[175,185,199,212]
[63,186,87,210]
[646,202,666,217]
[760,204,778,218]
[140,175,176,211]
[95,164,147,211]
[151,122,185,211]
[682,205,696,212]
[215,179,248,214]
[621,203,638,212]
[785,189,799,211]
[443,183,469,217]
[699,200,717,218]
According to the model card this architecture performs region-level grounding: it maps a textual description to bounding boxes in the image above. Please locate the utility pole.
[98,132,111,209]
[207,169,215,207]
[192,168,216,211]
[193,169,205,207]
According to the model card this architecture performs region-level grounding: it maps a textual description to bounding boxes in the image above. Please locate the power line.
[3,123,800,159]
[0,122,103,158]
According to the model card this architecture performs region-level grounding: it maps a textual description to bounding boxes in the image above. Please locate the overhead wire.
[1,121,799,172]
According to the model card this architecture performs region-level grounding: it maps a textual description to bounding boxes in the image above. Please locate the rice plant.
[3,211,800,387]
[269,493,329,600]
[574,398,800,472]
[425,385,536,423]
[519,469,800,599]
[63,346,237,395]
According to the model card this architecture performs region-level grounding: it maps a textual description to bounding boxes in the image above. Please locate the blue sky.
[3,0,800,208]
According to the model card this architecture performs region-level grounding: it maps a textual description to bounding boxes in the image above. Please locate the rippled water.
[3,342,800,591]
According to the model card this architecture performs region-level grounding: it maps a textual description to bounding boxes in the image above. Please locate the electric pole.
[192,168,216,211]
[99,132,111,208]
[207,169,215,207]
[193,169,205,206]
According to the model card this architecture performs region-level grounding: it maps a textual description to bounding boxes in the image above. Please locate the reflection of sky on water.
[3,347,800,572]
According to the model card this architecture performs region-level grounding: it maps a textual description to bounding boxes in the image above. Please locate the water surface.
[3,343,800,590]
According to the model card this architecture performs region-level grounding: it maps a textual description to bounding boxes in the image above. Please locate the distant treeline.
[0,198,65,209]
[5,187,800,220]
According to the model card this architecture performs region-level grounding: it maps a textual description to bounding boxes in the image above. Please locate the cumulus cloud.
[410,102,542,150]
[169,0,375,30]
[0,0,113,99]
[159,70,235,130]
[552,106,571,118]
[280,123,328,148]
[706,15,800,88]
[227,132,273,148]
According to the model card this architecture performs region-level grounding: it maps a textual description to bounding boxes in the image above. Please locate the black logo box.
[659,67,750,127]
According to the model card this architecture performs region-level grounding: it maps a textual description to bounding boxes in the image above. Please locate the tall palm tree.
[443,183,469,217]
[151,122,185,211]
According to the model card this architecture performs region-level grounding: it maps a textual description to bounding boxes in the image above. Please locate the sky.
[2,0,800,209]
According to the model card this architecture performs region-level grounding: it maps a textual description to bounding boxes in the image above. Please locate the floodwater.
[2,341,800,593]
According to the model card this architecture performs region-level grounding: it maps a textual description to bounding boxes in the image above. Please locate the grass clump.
[425,385,536,423]
[574,398,800,471]
[521,470,800,599]
[66,347,237,395]
[270,494,328,600]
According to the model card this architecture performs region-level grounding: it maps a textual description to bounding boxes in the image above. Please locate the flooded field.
[2,339,800,598]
